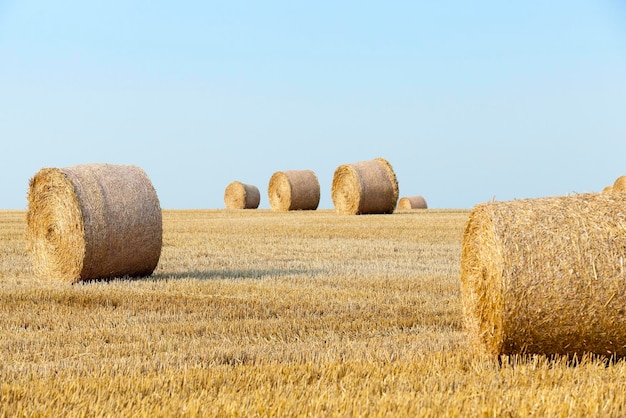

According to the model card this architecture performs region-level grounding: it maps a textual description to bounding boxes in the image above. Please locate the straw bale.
[224,181,260,209]
[331,157,399,215]
[602,185,613,194]
[397,195,428,210]
[267,170,320,211]
[613,176,626,192]
[26,163,162,283]
[461,192,626,357]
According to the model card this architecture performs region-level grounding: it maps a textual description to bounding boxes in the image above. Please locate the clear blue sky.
[1,1,625,209]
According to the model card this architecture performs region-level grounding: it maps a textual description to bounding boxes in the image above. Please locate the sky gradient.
[1,1,625,209]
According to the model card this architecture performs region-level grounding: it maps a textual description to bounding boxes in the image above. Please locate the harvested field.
[2,209,626,416]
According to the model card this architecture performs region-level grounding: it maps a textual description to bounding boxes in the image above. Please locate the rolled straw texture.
[268,170,320,211]
[613,176,626,192]
[27,163,162,283]
[397,196,428,210]
[331,158,399,215]
[461,192,626,357]
[224,181,260,209]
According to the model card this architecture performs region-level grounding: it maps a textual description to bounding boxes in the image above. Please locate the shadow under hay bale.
[331,157,399,215]
[460,192,626,358]
[397,195,428,210]
[224,181,260,209]
[27,163,162,283]
[267,170,320,211]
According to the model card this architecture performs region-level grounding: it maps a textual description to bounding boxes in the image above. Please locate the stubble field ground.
[1,209,626,416]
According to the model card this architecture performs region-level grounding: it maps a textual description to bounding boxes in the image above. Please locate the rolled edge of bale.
[268,170,320,211]
[224,181,260,209]
[331,157,399,215]
[397,195,428,210]
[460,192,626,357]
[612,176,626,192]
[26,163,162,283]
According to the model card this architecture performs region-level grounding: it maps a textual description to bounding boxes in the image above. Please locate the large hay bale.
[397,195,427,210]
[268,170,320,211]
[613,176,626,192]
[460,192,626,357]
[224,181,260,209]
[331,157,399,215]
[26,163,162,283]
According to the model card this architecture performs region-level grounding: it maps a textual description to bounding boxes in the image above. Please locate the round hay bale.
[461,192,626,357]
[397,195,427,210]
[331,157,399,215]
[267,170,320,211]
[224,181,260,209]
[602,185,613,194]
[26,163,162,283]
[612,176,626,192]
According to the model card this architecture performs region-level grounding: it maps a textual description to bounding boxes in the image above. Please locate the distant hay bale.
[224,181,260,209]
[268,170,320,211]
[331,157,399,215]
[26,163,162,283]
[460,192,626,357]
[397,196,427,210]
[602,185,613,194]
[613,176,626,192]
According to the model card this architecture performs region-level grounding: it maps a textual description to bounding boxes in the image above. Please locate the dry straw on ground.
[612,176,626,192]
[26,163,162,283]
[224,181,260,209]
[267,170,320,211]
[397,195,428,210]
[331,157,399,215]
[460,192,626,357]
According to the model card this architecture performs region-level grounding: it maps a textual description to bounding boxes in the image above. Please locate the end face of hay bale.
[397,196,428,210]
[460,204,505,356]
[461,193,626,357]
[27,164,162,283]
[224,181,260,209]
[330,164,360,215]
[27,168,86,282]
[331,158,399,215]
[268,170,320,211]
